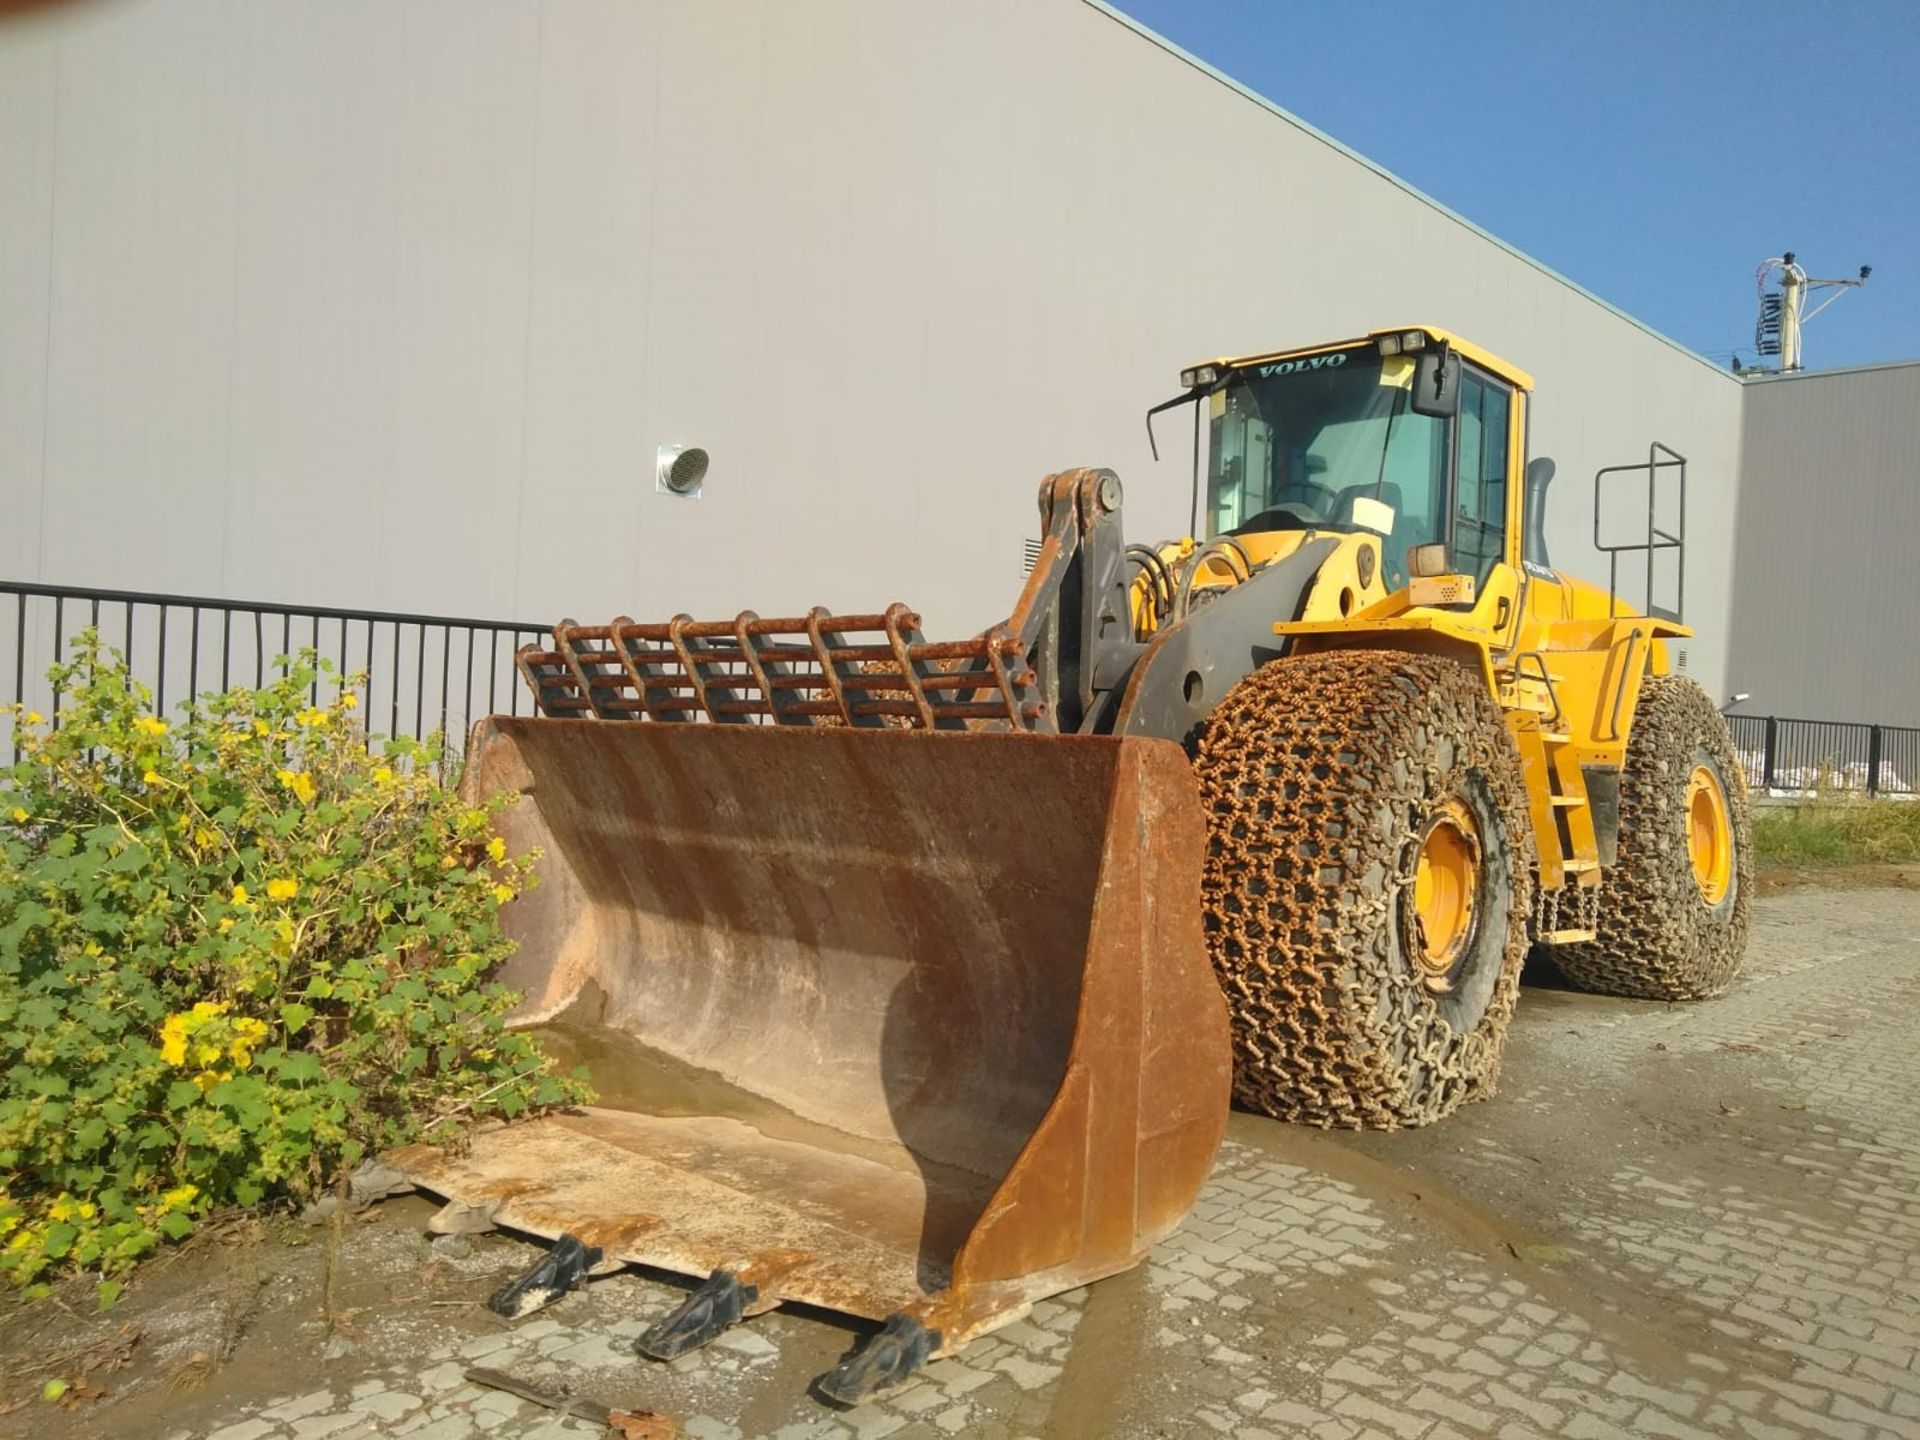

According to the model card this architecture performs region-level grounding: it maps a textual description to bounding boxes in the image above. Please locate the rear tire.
[1193,651,1535,1129]
[1546,675,1752,1000]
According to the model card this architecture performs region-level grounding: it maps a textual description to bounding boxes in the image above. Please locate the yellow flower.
[276,770,317,805]
[372,766,395,786]
[230,884,250,906]
[161,1184,198,1210]
[77,1201,96,1220]
[192,1069,231,1093]
[295,707,328,728]
[143,769,162,785]
[24,712,42,726]
[229,1017,268,1067]
[133,716,168,737]
[266,877,299,902]
[8,808,25,824]
[48,1198,75,1223]
[486,837,506,863]
[159,1016,189,1066]
[191,1001,229,1018]
[440,855,457,869]
[217,917,235,934]
[341,693,359,710]
[253,720,270,737]
[492,884,514,905]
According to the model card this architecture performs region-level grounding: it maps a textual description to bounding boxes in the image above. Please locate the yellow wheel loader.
[386,326,1751,1404]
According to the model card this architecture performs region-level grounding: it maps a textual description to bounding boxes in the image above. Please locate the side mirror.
[1410,348,1460,417]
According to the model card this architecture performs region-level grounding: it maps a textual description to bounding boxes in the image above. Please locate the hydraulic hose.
[1173,539,1255,622]
[1127,545,1178,627]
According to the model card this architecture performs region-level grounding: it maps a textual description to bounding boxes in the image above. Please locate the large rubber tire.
[1546,675,1753,1000]
[1193,652,1535,1129]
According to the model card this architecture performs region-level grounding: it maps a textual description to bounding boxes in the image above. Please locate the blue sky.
[1112,0,1916,371]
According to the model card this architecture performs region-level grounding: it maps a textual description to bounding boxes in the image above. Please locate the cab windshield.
[1205,345,1448,588]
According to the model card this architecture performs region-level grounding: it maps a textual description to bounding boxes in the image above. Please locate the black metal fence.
[3,580,552,765]
[1726,712,1920,797]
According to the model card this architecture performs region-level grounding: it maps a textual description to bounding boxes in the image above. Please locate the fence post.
[1867,725,1882,797]
[1762,717,1777,791]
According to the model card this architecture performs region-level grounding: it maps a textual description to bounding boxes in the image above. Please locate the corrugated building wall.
[2,0,1746,693]
[1726,361,1920,725]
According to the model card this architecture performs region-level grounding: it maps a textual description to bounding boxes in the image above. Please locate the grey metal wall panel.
[0,13,56,582]
[1,0,1746,700]
[1727,362,1920,725]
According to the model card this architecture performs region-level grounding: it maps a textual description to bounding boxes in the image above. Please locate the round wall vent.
[657,444,709,498]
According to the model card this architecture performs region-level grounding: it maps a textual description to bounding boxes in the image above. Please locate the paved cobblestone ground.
[18,884,1920,1439]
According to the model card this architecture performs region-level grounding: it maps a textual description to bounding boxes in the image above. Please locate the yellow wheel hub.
[1413,797,1481,988]
[1686,763,1734,905]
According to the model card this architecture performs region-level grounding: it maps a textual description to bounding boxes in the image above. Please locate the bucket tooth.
[814,1314,941,1407]
[487,1233,604,1320]
[635,1269,756,1361]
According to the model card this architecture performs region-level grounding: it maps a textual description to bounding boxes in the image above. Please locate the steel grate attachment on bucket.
[516,603,1049,731]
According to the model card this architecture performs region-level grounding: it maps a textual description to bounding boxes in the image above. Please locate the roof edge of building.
[1083,0,1738,386]
[1739,357,1920,386]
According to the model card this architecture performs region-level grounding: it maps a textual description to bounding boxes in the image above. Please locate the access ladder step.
[1540,731,1572,744]
[1544,928,1597,944]
[1550,795,1587,808]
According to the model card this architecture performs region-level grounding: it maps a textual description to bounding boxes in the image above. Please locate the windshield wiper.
[1372,386,1407,497]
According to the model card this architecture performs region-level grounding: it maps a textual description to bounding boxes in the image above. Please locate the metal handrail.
[1592,442,1686,622]
[1602,628,1643,742]
[1507,651,1564,728]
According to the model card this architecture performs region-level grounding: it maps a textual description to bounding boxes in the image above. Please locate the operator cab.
[1191,329,1521,592]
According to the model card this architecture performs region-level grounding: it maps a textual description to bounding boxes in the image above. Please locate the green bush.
[0,637,590,1304]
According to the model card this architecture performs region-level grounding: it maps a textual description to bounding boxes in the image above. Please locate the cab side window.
[1453,369,1511,583]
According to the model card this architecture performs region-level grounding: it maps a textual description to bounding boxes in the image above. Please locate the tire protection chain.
[1546,676,1754,1000]
[1193,651,1535,1130]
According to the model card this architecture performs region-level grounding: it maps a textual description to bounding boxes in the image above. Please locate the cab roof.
[1190,326,1535,393]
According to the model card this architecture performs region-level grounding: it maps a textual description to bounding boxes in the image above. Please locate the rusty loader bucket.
[387,717,1229,1400]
